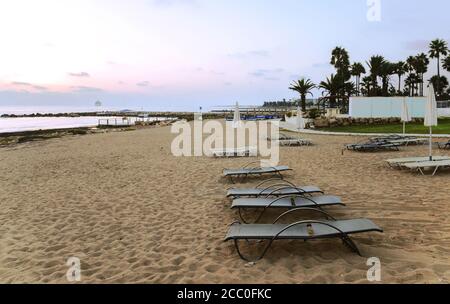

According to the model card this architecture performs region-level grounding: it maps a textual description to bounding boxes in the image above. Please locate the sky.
[0,0,449,112]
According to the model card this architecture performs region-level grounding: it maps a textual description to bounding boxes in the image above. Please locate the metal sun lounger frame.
[224,208,383,262]
[437,141,450,150]
[211,147,257,158]
[223,161,292,183]
[385,156,450,169]
[403,159,450,176]
[226,178,323,199]
[231,194,345,224]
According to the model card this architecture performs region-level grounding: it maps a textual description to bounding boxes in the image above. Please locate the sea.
[0,106,166,134]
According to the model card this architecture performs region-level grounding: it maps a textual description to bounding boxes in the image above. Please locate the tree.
[415,53,430,96]
[379,61,396,96]
[394,61,407,94]
[360,76,372,96]
[350,62,366,95]
[319,74,340,108]
[330,47,351,107]
[429,75,449,97]
[289,78,316,112]
[429,39,449,95]
[366,55,387,96]
[443,56,450,72]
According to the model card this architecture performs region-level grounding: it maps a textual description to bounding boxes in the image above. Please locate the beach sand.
[1,122,450,283]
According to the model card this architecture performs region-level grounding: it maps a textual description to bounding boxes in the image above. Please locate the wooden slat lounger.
[225,208,383,262]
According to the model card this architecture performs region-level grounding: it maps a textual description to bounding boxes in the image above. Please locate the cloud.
[136,81,150,87]
[11,82,48,91]
[224,82,232,86]
[71,86,103,93]
[11,81,32,86]
[249,68,284,78]
[228,50,270,59]
[68,72,90,77]
[107,61,116,65]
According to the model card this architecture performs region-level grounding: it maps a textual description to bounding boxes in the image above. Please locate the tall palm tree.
[394,61,407,94]
[319,74,340,108]
[350,62,366,95]
[443,56,450,72]
[366,55,386,96]
[379,61,396,96]
[330,47,351,105]
[429,39,449,94]
[414,53,430,96]
[289,78,316,112]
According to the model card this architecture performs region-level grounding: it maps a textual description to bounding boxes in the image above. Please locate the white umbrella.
[297,106,305,130]
[424,85,438,161]
[400,97,411,134]
[233,101,241,128]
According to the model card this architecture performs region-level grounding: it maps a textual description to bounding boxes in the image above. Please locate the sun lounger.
[437,140,450,150]
[231,194,345,223]
[274,139,312,146]
[403,159,450,176]
[226,179,323,198]
[386,156,450,168]
[223,161,292,183]
[225,208,383,261]
[387,138,428,146]
[346,142,401,152]
[211,147,257,158]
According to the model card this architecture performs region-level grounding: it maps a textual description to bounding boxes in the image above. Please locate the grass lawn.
[320,118,450,134]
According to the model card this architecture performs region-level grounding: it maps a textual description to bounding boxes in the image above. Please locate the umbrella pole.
[429,126,433,161]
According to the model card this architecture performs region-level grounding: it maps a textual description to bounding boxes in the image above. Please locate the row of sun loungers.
[221,164,383,262]
[347,135,429,153]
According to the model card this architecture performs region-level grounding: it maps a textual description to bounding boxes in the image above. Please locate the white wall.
[349,97,427,118]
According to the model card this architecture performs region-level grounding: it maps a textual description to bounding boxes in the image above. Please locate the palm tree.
[429,39,449,94]
[319,74,340,108]
[330,47,351,106]
[366,55,387,96]
[289,78,316,112]
[360,76,372,96]
[379,61,396,96]
[350,62,366,95]
[429,75,449,96]
[443,56,450,72]
[394,61,407,94]
[415,53,430,96]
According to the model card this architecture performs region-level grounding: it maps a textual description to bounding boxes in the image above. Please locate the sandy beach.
[1,122,450,284]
